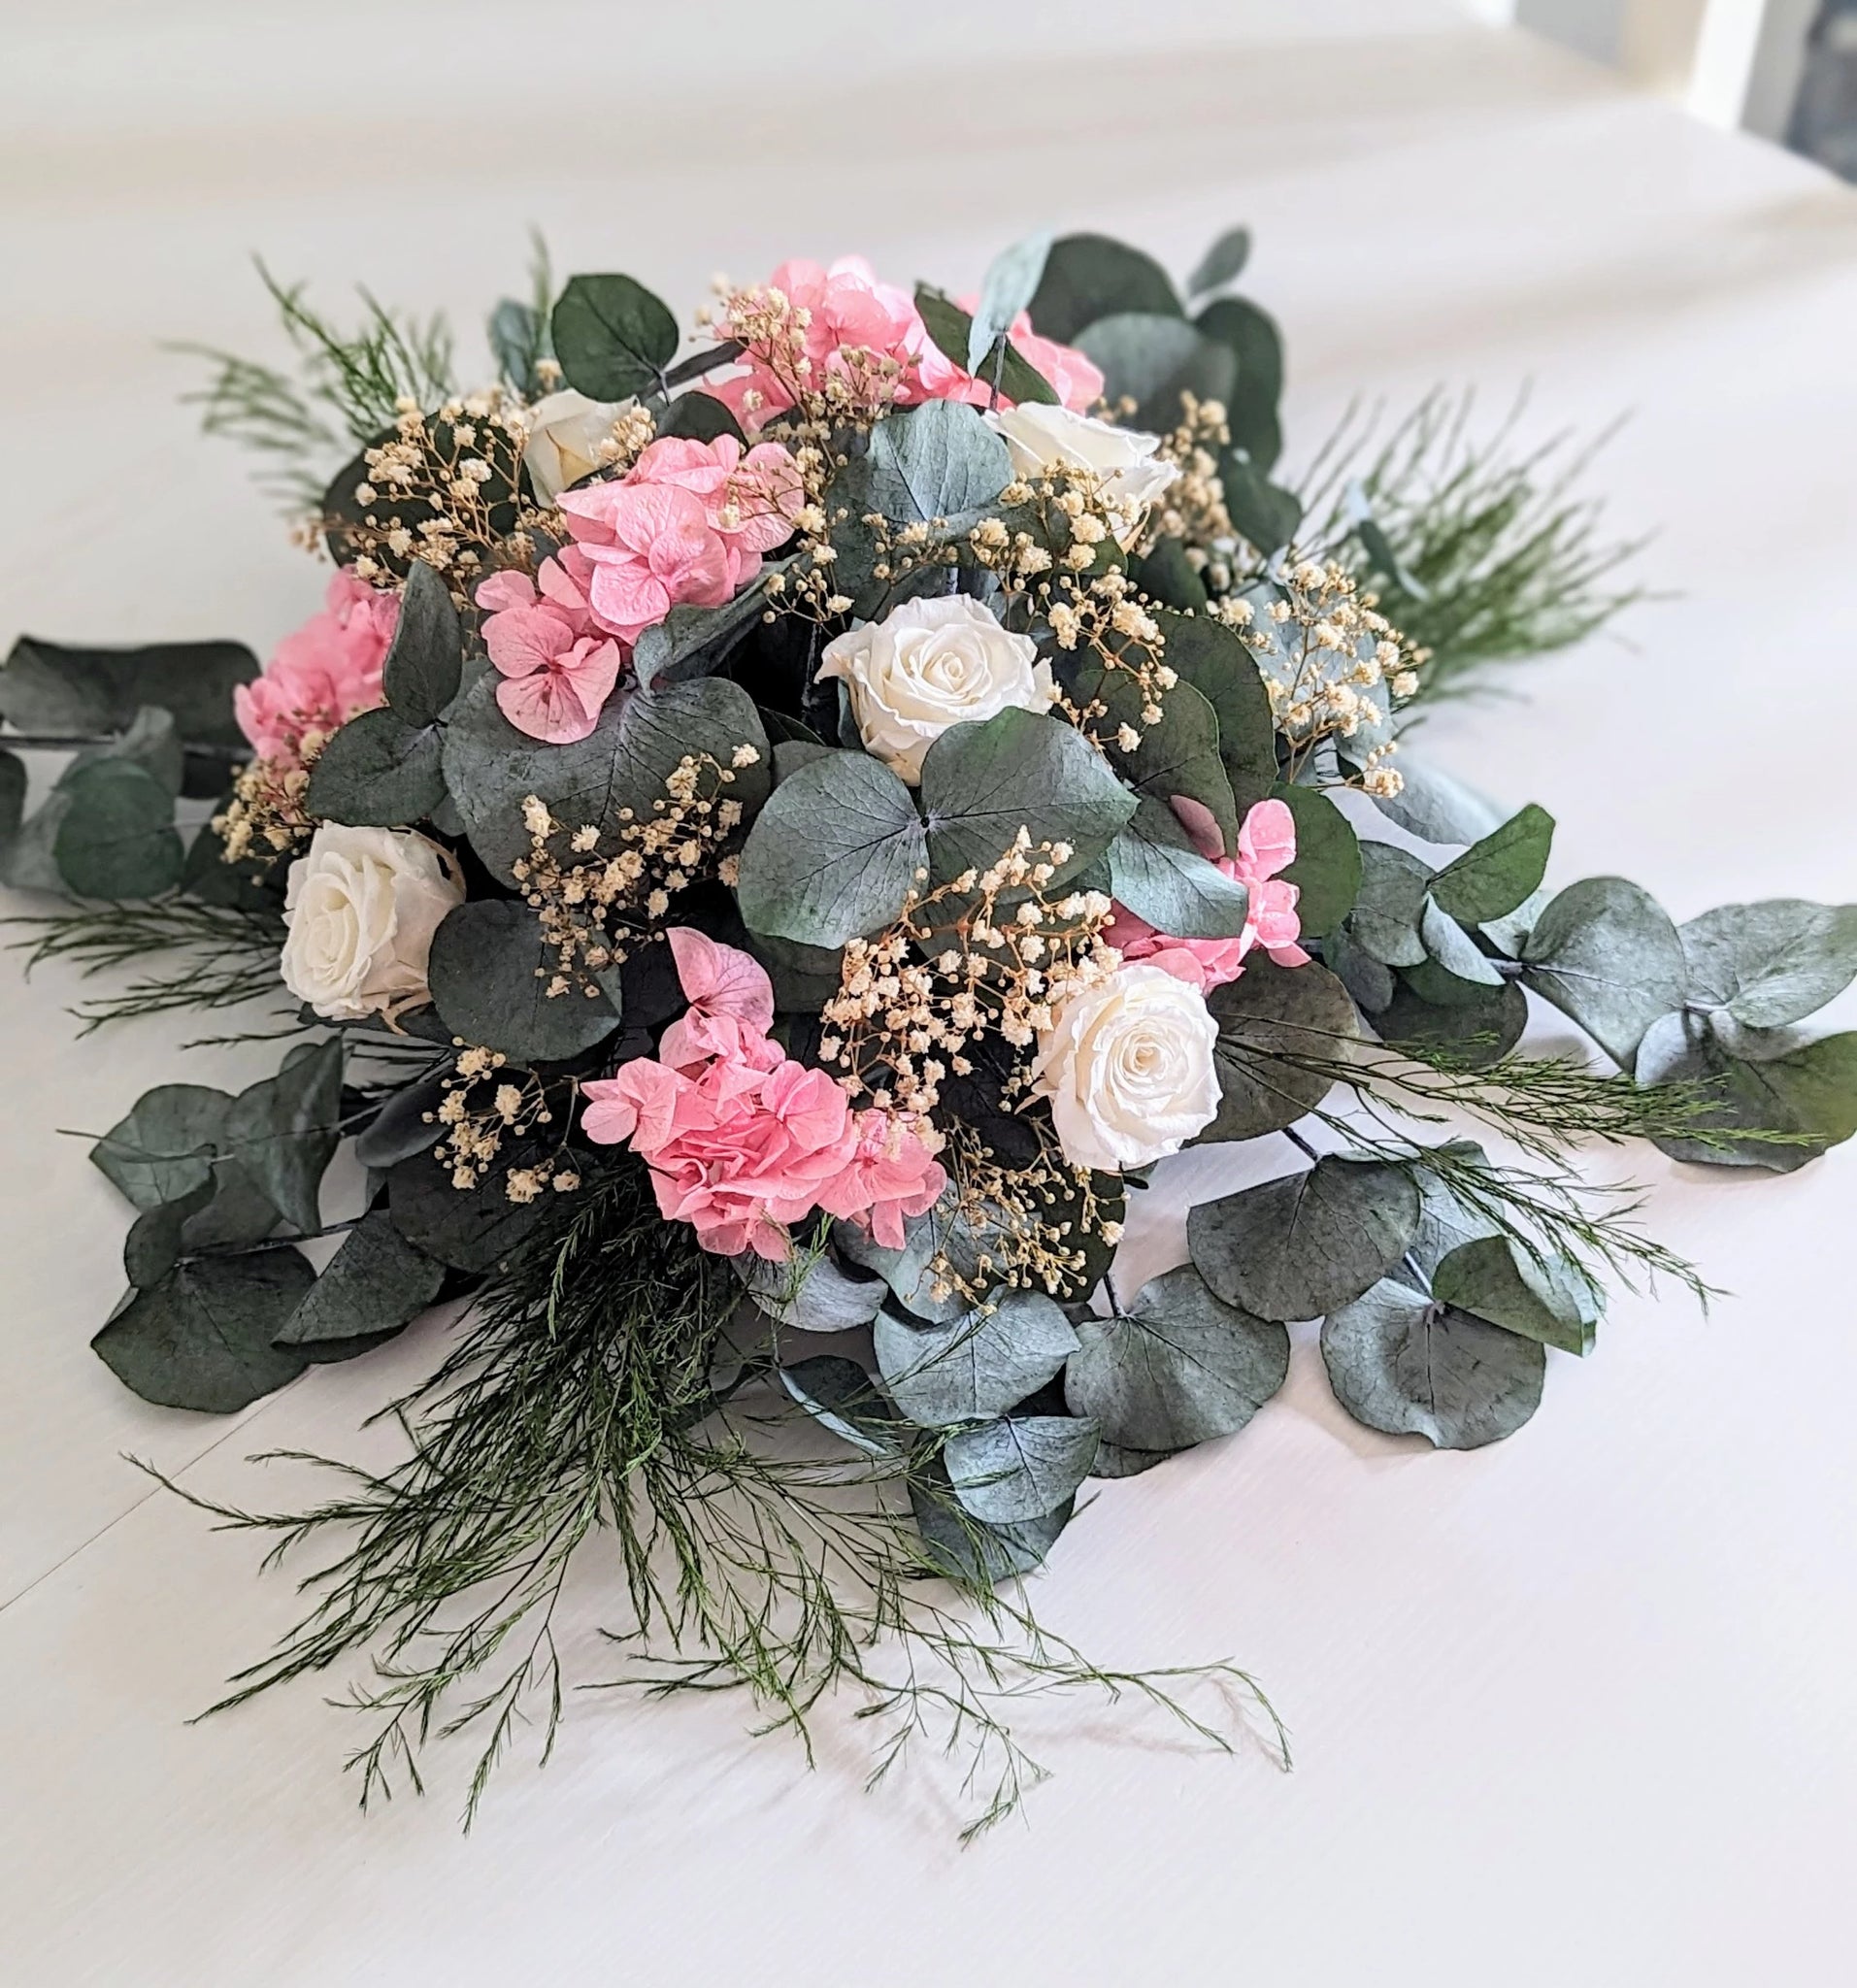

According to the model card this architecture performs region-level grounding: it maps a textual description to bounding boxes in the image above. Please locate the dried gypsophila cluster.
[711,280,912,436]
[930,1122,1125,1307]
[818,827,1121,1121]
[1216,556,1421,796]
[1147,392,1242,586]
[336,387,554,603]
[213,742,324,863]
[429,1047,582,1203]
[512,746,760,995]
[963,466,1177,745]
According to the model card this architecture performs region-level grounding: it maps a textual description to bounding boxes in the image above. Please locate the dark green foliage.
[94,1248,315,1412]
[1201,955,1357,1141]
[276,1209,446,1348]
[1064,1266,1289,1451]
[1025,233,1181,343]
[550,273,680,400]
[426,900,620,1065]
[1189,1155,1420,1322]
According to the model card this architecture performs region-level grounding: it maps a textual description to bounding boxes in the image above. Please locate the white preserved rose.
[520,388,630,501]
[281,824,464,1021]
[1029,962,1221,1172]
[816,593,1055,784]
[986,402,1179,546]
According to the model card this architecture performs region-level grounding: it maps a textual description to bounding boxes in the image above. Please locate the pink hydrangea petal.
[495,666,601,744]
[668,928,776,1029]
[1237,797,1298,878]
[483,603,579,679]
[1168,794,1227,862]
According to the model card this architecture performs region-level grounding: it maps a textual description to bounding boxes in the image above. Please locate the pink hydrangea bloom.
[1109,797,1311,995]
[556,435,804,646]
[717,255,926,429]
[234,568,398,766]
[718,258,1104,432]
[914,296,1104,414]
[476,549,625,745]
[580,929,946,1259]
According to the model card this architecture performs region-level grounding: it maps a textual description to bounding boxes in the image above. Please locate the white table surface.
[4,12,1856,1985]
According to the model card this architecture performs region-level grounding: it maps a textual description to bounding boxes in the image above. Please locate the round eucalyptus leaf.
[853,397,1011,525]
[427,900,619,1065]
[92,1248,315,1413]
[387,1146,547,1273]
[943,1413,1100,1524]
[1377,973,1528,1071]
[875,1289,1078,1430]
[921,706,1136,888]
[1321,1277,1545,1450]
[1071,665,1238,855]
[1026,232,1181,343]
[352,1077,448,1170]
[1350,841,1433,967]
[1678,899,1857,1030]
[222,1038,346,1233]
[381,559,463,725]
[779,1356,902,1457]
[1064,1264,1289,1450]
[735,1246,885,1334]
[276,1208,446,1347]
[1431,1235,1597,1356]
[1428,804,1554,926]
[1108,817,1250,941]
[444,671,770,883]
[735,747,926,947]
[1521,877,1685,1068]
[908,1466,1074,1587]
[1202,956,1359,1142]
[306,707,447,827]
[1187,225,1252,300]
[90,1083,232,1209]
[1075,314,1237,436]
[1419,897,1505,986]
[550,272,679,399]
[912,286,1060,408]
[52,758,182,899]
[1151,609,1277,800]
[1194,295,1283,471]
[1189,1155,1420,1322]
[1637,1010,1857,1173]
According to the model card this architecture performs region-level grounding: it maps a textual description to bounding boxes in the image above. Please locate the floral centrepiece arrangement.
[5,228,1855,1836]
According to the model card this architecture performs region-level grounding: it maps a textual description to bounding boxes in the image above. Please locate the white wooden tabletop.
[3,12,1855,1984]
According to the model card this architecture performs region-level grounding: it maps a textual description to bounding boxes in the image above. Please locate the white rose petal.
[1029,962,1221,1172]
[281,824,465,1021]
[521,388,631,502]
[816,593,1056,785]
[985,402,1179,546]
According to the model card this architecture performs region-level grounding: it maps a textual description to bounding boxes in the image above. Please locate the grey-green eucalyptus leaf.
[1189,1154,1420,1322]
[1678,899,1857,1029]
[223,1039,345,1233]
[1521,877,1686,1067]
[968,230,1055,371]
[276,1208,444,1346]
[1273,784,1360,936]
[1431,1235,1598,1355]
[908,1466,1073,1585]
[1350,841,1433,967]
[305,706,447,826]
[1108,808,1249,941]
[1636,1011,1857,1171]
[1063,1264,1288,1450]
[921,706,1135,887]
[90,1083,231,1209]
[550,272,679,399]
[943,1413,1100,1524]
[875,1289,1078,1430]
[735,747,926,947]
[427,899,619,1064]
[1202,956,1358,1142]
[1186,225,1252,299]
[1428,803,1553,925]
[1321,1276,1545,1449]
[1419,897,1505,986]
[1025,232,1181,343]
[1074,314,1237,435]
[734,1246,885,1334]
[779,1356,902,1457]
[381,559,462,725]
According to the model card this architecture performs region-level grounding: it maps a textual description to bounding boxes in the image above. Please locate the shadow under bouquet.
[5,227,1853,1835]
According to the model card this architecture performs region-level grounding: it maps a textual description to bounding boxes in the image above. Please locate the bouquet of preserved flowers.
[5,227,1852,1836]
